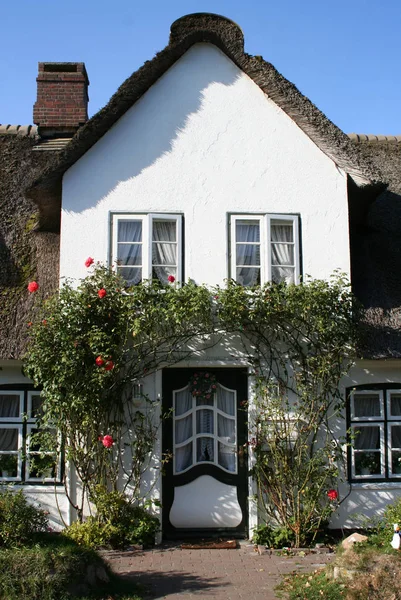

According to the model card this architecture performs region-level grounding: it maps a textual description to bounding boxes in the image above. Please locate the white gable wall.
[60,43,349,284]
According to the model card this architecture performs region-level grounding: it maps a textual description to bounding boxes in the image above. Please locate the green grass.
[277,569,345,600]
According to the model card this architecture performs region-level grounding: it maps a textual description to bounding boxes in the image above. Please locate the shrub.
[0,487,48,548]
[252,524,295,548]
[0,536,108,600]
[63,490,159,549]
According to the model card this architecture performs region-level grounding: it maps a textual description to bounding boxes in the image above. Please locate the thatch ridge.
[27,13,383,231]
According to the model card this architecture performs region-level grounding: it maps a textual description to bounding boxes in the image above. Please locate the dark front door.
[162,367,248,539]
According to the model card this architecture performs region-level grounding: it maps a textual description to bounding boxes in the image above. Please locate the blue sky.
[1,0,400,135]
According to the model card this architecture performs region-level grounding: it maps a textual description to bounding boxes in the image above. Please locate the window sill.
[351,481,401,490]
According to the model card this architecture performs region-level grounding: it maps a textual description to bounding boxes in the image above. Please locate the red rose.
[95,356,105,367]
[97,288,107,298]
[42,320,47,326]
[167,275,175,283]
[102,435,114,448]
[327,489,338,501]
[104,360,114,371]
[27,321,33,327]
[28,281,39,293]
[85,257,94,268]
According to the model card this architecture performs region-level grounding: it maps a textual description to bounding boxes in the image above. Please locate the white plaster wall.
[60,43,349,285]
[331,360,401,529]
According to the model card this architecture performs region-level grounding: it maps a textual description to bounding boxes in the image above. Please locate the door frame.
[162,367,248,539]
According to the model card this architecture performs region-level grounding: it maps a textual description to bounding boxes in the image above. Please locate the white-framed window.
[230,214,300,286]
[0,388,60,483]
[111,213,183,285]
[348,387,401,480]
[173,383,237,475]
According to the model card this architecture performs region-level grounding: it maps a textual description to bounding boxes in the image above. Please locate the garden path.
[103,542,335,599]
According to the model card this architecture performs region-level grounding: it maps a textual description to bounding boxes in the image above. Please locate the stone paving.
[103,542,335,599]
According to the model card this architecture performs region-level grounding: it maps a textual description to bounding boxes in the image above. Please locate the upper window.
[230,214,300,286]
[0,389,59,483]
[112,214,182,285]
[348,387,401,481]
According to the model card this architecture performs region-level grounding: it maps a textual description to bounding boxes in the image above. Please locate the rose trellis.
[24,263,356,542]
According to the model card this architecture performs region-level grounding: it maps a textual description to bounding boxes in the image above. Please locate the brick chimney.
[33,62,89,137]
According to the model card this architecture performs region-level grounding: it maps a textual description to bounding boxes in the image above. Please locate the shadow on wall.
[65,46,240,215]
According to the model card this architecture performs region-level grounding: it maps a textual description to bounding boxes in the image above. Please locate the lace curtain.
[271,223,294,284]
[235,220,260,287]
[152,221,177,284]
[174,384,236,473]
[117,220,142,285]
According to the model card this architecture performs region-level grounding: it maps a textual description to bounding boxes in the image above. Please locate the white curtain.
[271,223,294,284]
[236,220,260,287]
[0,428,18,451]
[152,221,177,284]
[217,385,236,472]
[354,426,380,450]
[117,221,142,285]
[354,394,381,418]
[0,394,19,418]
[175,443,192,472]
[391,394,401,417]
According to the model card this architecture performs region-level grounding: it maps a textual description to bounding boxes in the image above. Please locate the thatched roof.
[348,134,401,358]
[27,13,384,231]
[0,129,60,360]
[1,13,400,361]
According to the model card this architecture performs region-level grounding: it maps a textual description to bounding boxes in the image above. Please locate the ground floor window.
[0,387,60,483]
[348,385,401,481]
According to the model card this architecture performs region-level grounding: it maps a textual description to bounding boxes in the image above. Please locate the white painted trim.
[350,389,384,421]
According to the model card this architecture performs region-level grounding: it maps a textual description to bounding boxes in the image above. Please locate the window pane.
[218,414,235,443]
[153,220,176,243]
[152,243,177,266]
[236,267,261,287]
[216,387,235,416]
[236,220,260,243]
[353,394,381,418]
[391,425,401,449]
[0,395,20,418]
[0,454,18,477]
[175,389,192,416]
[390,394,401,417]
[355,451,381,475]
[197,437,214,462]
[175,442,192,473]
[30,395,43,420]
[117,266,142,285]
[271,266,295,284]
[196,395,214,407]
[392,451,401,474]
[218,442,236,472]
[175,415,192,444]
[0,429,18,451]
[353,426,380,450]
[117,244,142,266]
[271,223,293,243]
[196,410,214,434]
[271,244,294,266]
[118,220,142,242]
[236,245,260,266]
